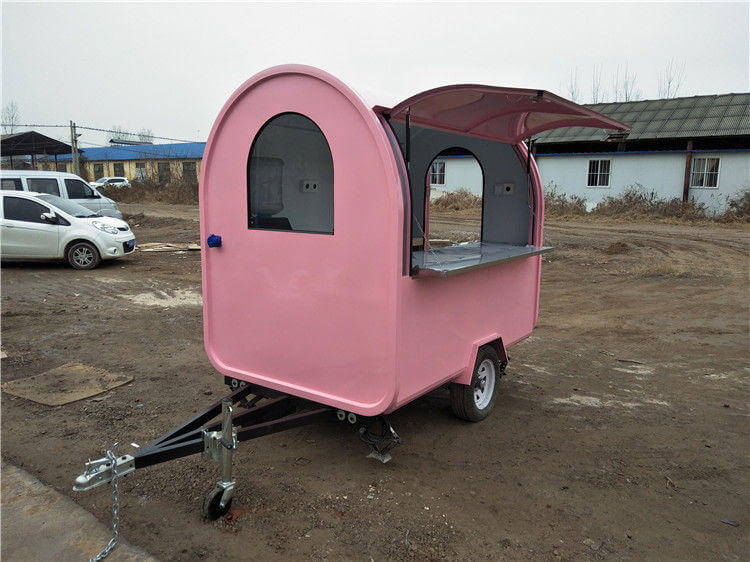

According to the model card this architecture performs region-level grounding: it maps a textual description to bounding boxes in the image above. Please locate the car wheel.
[67,241,101,270]
[449,346,502,422]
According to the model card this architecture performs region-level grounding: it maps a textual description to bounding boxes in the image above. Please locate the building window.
[690,157,720,188]
[587,159,611,187]
[135,162,146,180]
[157,162,171,183]
[93,164,104,179]
[56,163,67,172]
[429,161,445,185]
[182,161,197,182]
[247,112,334,234]
[113,162,125,177]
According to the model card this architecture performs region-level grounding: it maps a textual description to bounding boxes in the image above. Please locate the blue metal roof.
[51,142,206,162]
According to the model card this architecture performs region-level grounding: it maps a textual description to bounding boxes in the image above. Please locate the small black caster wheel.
[202,486,232,520]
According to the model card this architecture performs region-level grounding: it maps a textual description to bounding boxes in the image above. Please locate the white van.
[0,170,123,219]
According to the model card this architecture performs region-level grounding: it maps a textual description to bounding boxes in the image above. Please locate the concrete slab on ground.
[1,462,155,561]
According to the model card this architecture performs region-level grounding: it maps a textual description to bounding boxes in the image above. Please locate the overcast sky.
[2,1,748,147]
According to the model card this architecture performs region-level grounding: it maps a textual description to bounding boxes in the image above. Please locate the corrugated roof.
[535,93,750,144]
[51,142,206,162]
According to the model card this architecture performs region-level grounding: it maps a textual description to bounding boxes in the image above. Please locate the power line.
[2,123,200,143]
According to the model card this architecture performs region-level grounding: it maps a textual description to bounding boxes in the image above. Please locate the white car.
[91,176,130,189]
[0,190,135,269]
[0,170,123,219]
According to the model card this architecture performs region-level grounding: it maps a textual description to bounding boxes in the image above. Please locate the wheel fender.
[453,334,508,386]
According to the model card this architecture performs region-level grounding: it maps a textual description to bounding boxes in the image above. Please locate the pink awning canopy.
[373,85,631,143]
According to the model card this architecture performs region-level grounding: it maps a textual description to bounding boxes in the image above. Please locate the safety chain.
[89,448,120,561]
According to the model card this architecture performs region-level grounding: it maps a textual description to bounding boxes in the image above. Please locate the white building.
[534,93,750,212]
[433,93,749,213]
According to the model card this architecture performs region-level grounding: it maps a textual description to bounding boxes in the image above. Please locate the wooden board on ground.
[1,363,133,406]
[138,242,200,252]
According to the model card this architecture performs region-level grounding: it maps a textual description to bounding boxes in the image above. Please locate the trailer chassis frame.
[73,381,401,520]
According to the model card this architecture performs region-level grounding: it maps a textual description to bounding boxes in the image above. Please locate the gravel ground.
[1,206,748,560]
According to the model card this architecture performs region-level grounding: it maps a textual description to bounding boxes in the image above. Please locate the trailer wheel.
[450,346,501,422]
[203,486,232,520]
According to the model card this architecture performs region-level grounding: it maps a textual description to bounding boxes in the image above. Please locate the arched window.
[425,147,483,246]
[247,113,334,234]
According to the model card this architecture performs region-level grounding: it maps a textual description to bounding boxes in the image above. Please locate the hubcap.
[473,359,496,410]
[72,246,94,267]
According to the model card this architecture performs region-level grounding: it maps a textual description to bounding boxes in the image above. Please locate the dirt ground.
[1,205,748,560]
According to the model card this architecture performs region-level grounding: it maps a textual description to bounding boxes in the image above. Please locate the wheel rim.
[72,246,94,267]
[473,358,496,410]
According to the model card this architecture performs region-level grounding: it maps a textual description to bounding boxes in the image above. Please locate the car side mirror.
[40,212,57,223]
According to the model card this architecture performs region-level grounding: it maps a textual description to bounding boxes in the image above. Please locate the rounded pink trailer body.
[73,66,629,524]
[199,65,629,417]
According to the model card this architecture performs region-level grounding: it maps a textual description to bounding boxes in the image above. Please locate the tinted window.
[107,178,121,184]
[65,178,94,198]
[3,197,49,223]
[247,113,334,234]
[26,178,60,196]
[1,178,23,190]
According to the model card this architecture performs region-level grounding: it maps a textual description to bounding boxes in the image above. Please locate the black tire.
[66,241,101,270]
[202,487,232,520]
[450,346,502,422]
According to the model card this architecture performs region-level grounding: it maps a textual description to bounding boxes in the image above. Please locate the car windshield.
[94,177,108,183]
[36,194,101,218]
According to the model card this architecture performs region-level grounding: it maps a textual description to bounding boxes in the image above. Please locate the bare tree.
[590,63,605,103]
[110,125,133,141]
[611,64,642,102]
[658,58,686,98]
[2,101,20,134]
[566,67,581,102]
[137,128,154,143]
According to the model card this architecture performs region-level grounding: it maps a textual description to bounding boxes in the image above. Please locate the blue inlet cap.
[207,234,222,248]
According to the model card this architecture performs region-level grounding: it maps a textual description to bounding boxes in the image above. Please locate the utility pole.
[70,120,80,175]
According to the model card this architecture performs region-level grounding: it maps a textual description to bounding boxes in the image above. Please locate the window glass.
[65,178,94,198]
[3,196,49,223]
[26,178,60,196]
[691,157,719,188]
[93,164,104,178]
[1,178,23,190]
[135,162,146,181]
[157,162,170,183]
[56,163,68,172]
[182,161,197,181]
[113,163,125,177]
[247,113,334,234]
[37,194,98,217]
[425,148,483,247]
[587,159,610,187]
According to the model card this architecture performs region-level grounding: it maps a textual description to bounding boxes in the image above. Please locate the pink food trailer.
[74,65,629,521]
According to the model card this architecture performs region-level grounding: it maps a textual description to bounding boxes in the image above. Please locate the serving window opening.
[424,147,483,249]
[383,120,551,277]
[247,112,334,234]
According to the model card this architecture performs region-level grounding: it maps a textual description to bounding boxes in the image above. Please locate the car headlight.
[91,220,120,235]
